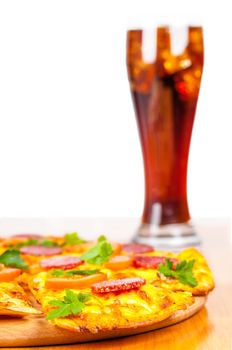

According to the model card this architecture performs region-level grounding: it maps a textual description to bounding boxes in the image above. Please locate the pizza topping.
[134,255,179,269]
[10,234,45,240]
[46,273,107,290]
[64,232,85,246]
[40,240,59,247]
[104,255,133,270]
[111,242,122,256]
[40,256,83,270]
[81,235,113,265]
[122,243,154,254]
[15,239,40,248]
[51,269,100,277]
[20,245,62,256]
[0,267,22,282]
[0,249,28,269]
[157,259,198,287]
[46,289,92,320]
[15,239,59,249]
[92,277,146,294]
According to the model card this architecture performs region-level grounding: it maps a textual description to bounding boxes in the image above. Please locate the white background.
[0,0,231,219]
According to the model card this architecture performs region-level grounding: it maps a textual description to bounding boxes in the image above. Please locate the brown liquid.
[127,27,203,225]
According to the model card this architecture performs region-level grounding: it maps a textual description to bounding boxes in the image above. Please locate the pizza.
[0,233,214,333]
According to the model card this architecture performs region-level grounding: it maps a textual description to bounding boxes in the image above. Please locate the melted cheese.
[27,271,194,331]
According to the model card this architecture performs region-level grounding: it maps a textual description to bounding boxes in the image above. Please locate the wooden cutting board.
[0,296,206,347]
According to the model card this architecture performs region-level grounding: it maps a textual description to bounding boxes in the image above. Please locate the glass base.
[133,222,201,251]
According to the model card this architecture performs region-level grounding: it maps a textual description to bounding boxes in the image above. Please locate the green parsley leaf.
[50,269,66,277]
[46,304,72,320]
[46,289,92,320]
[49,300,64,307]
[51,269,100,277]
[41,240,58,247]
[14,239,58,249]
[77,292,92,303]
[80,235,113,265]
[64,232,85,246]
[158,259,197,287]
[0,249,28,269]
[14,239,39,249]
[63,289,79,303]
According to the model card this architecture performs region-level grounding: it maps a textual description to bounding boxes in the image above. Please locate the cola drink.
[127,27,203,244]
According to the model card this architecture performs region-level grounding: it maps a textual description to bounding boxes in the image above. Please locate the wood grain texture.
[0,297,205,347]
[0,218,231,350]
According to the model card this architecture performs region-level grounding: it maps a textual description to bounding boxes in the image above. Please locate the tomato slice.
[46,273,107,290]
[64,242,95,253]
[104,255,133,270]
[0,268,21,282]
[111,242,122,256]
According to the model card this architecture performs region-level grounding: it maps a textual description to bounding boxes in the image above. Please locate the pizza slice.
[27,269,194,333]
[120,245,215,296]
[0,269,41,316]
[161,247,215,295]
[0,247,41,317]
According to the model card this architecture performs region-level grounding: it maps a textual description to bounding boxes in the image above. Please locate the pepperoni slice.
[133,255,179,269]
[40,256,83,270]
[122,243,154,254]
[10,234,45,240]
[92,277,146,294]
[20,245,62,256]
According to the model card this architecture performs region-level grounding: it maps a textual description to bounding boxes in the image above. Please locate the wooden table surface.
[0,218,231,350]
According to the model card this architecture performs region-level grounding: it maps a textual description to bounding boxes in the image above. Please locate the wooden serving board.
[0,296,206,347]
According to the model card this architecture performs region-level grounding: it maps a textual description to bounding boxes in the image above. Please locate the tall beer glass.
[127,27,203,249]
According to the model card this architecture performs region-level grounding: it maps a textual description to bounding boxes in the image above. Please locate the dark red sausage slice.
[92,277,146,294]
[20,245,62,256]
[133,255,179,269]
[122,243,154,254]
[10,234,45,240]
[40,256,83,270]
